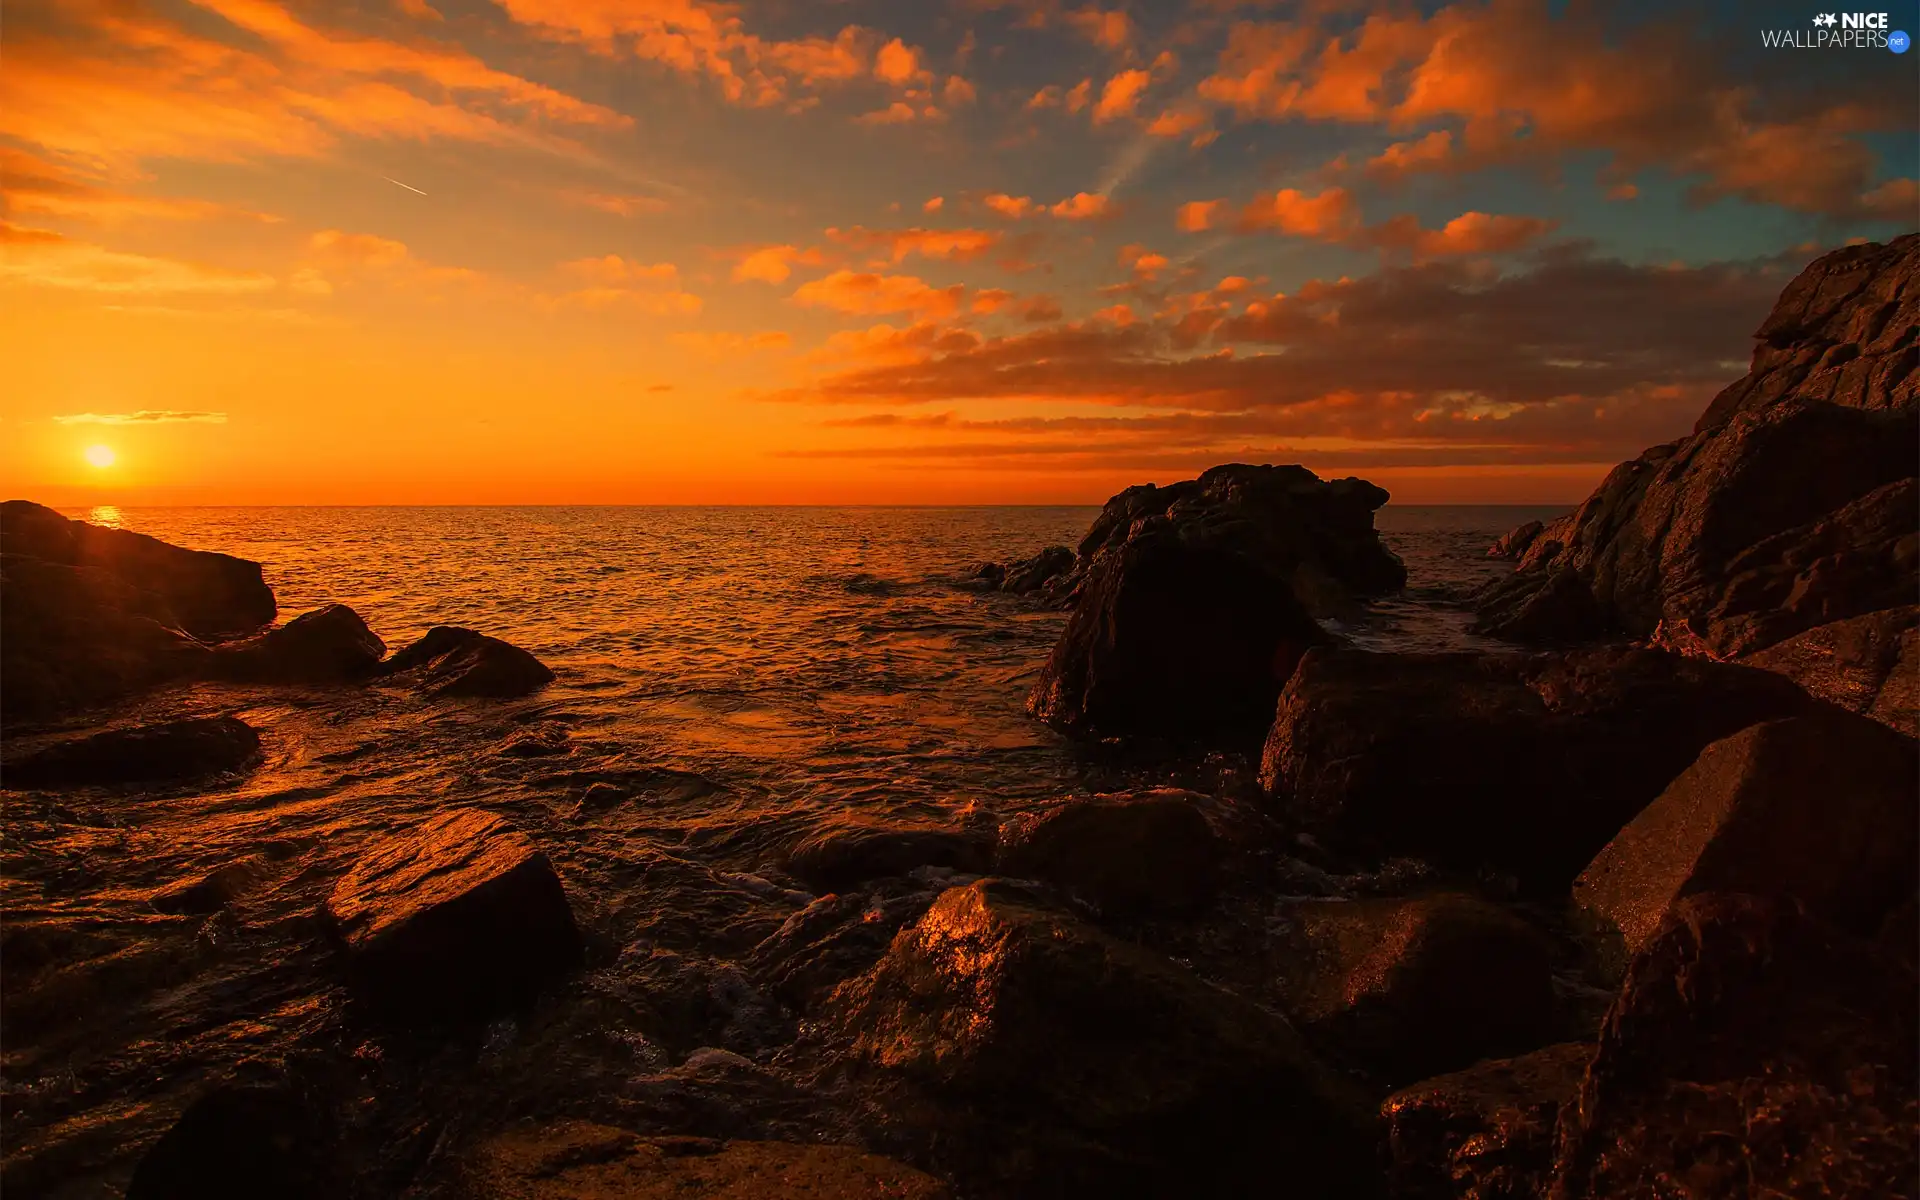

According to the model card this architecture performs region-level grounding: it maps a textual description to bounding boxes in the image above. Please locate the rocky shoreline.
[2,235,1916,1198]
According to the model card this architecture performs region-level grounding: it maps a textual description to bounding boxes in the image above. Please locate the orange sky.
[2,0,1915,505]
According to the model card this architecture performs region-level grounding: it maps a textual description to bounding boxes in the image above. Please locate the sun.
[84,444,117,469]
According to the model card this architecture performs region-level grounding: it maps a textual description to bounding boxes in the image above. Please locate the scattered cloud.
[791,269,967,318]
[0,222,276,294]
[53,410,229,425]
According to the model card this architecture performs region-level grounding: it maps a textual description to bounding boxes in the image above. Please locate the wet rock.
[995,790,1222,917]
[973,544,1078,602]
[1742,604,1918,736]
[1274,893,1558,1083]
[127,1084,337,1200]
[748,883,945,1011]
[1383,1041,1592,1200]
[324,808,583,1022]
[1572,712,1918,978]
[6,716,261,788]
[830,879,1375,1194]
[784,817,991,893]
[459,1121,951,1199]
[1548,893,1918,1200]
[211,603,386,682]
[497,725,572,758]
[1486,520,1545,561]
[152,857,272,916]
[1260,646,1814,893]
[578,782,629,810]
[380,626,555,698]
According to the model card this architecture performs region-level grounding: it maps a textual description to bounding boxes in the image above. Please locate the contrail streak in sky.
[383,176,428,196]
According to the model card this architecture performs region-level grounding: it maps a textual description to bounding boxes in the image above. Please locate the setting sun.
[83,444,116,469]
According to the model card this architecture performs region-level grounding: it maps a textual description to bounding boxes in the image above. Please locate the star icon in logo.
[1813,12,1837,26]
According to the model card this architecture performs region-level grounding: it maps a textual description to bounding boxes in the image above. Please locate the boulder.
[459,1121,951,1199]
[324,809,582,1022]
[380,626,554,698]
[152,856,272,916]
[829,879,1375,1193]
[1741,604,1918,736]
[1382,1041,1592,1200]
[1548,893,1917,1199]
[210,603,386,682]
[995,790,1222,917]
[1572,712,1918,977]
[6,716,261,788]
[127,1084,337,1200]
[973,545,1078,602]
[1260,646,1814,892]
[1273,893,1557,1083]
[783,817,990,893]
[1486,520,1545,561]
[748,884,946,1010]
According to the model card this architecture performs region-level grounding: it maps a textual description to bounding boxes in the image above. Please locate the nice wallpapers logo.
[1763,12,1911,50]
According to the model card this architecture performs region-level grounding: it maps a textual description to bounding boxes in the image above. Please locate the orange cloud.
[300,229,488,295]
[984,193,1035,219]
[560,256,680,286]
[923,196,945,213]
[1364,211,1558,260]
[732,244,829,284]
[827,226,1002,264]
[1063,8,1134,52]
[803,320,981,367]
[1175,199,1226,232]
[971,288,1016,314]
[1049,192,1115,220]
[1235,187,1362,239]
[873,38,924,85]
[0,148,275,224]
[1064,79,1094,114]
[1146,108,1209,139]
[1092,69,1151,124]
[0,221,276,293]
[562,189,672,217]
[791,269,966,318]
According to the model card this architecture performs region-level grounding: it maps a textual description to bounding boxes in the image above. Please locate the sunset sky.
[3,0,1916,505]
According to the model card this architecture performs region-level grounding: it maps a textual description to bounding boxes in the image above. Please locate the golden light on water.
[84,444,117,469]
[88,505,124,528]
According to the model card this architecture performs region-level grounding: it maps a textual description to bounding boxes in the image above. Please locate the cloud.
[827,226,1002,264]
[562,189,672,217]
[550,254,699,313]
[0,147,277,224]
[1363,211,1559,260]
[922,196,945,213]
[1093,69,1151,124]
[53,410,229,425]
[731,244,829,284]
[1217,187,1555,260]
[791,269,967,318]
[1176,199,1226,232]
[984,193,1035,219]
[1048,192,1116,220]
[1235,187,1362,239]
[0,222,276,293]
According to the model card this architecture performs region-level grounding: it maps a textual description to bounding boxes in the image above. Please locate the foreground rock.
[1260,646,1814,892]
[831,879,1374,1194]
[1485,520,1544,561]
[211,603,387,682]
[1572,712,1917,976]
[783,816,990,893]
[1383,1042,1591,1200]
[1273,893,1556,1083]
[127,1084,337,1200]
[6,716,260,788]
[971,544,1076,602]
[379,626,555,698]
[324,809,582,1022]
[1548,893,1917,1199]
[995,790,1222,917]
[459,1121,950,1199]
[1741,604,1918,736]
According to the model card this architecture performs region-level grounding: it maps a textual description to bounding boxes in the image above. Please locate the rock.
[6,716,261,788]
[497,726,572,758]
[578,782,629,810]
[1572,712,1918,977]
[458,1121,951,1199]
[1274,893,1558,1083]
[324,809,583,1022]
[380,626,554,698]
[1383,1042,1592,1200]
[1486,520,1545,560]
[978,544,1077,600]
[829,879,1375,1193]
[783,817,991,893]
[1260,646,1815,893]
[152,857,272,916]
[1028,532,1333,742]
[995,790,1222,917]
[127,1084,336,1200]
[210,603,386,682]
[748,884,944,1011]
[1548,893,1918,1200]
[1741,604,1918,736]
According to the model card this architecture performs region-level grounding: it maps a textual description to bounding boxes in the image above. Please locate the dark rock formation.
[1486,520,1545,561]
[210,603,386,683]
[127,1084,337,1200]
[459,1121,951,1199]
[830,878,1375,1194]
[1572,712,1917,977]
[1548,893,1917,1199]
[1273,893,1557,1083]
[1260,646,1814,892]
[783,817,991,893]
[1741,603,1918,736]
[379,626,555,698]
[995,790,1222,917]
[1474,234,1918,654]
[324,809,583,1022]
[6,716,261,788]
[972,545,1077,602]
[749,882,946,1011]
[152,856,273,916]
[1383,1042,1592,1200]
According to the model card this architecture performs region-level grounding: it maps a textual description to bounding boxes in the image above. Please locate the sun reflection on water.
[88,505,124,529]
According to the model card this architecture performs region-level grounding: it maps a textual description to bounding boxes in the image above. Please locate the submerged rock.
[1260,646,1814,892]
[127,1084,336,1200]
[324,809,582,1022]
[1741,603,1918,736]
[1572,712,1917,977]
[1548,893,1918,1199]
[1383,1041,1592,1200]
[380,626,555,698]
[783,816,991,893]
[995,790,1222,917]
[6,716,261,788]
[459,1121,951,1199]
[211,603,386,682]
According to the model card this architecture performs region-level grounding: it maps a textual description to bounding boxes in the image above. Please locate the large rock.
[1474,235,1918,653]
[127,1084,337,1200]
[995,790,1223,917]
[380,626,554,698]
[1260,646,1815,892]
[211,603,386,682]
[1548,893,1917,1199]
[1273,893,1557,1083]
[1741,604,1918,736]
[1486,520,1545,561]
[783,816,991,893]
[1383,1041,1592,1200]
[6,716,261,788]
[459,1121,950,1199]
[324,809,582,1022]
[1572,712,1918,976]
[830,878,1375,1194]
